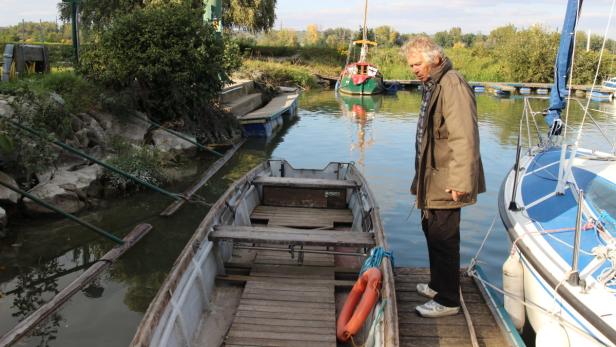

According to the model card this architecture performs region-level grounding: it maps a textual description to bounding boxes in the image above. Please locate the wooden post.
[0,223,153,347]
[160,139,245,216]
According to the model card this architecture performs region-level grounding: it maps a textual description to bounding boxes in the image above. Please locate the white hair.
[401,36,444,65]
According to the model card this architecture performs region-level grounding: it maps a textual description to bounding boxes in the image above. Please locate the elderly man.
[403,37,485,317]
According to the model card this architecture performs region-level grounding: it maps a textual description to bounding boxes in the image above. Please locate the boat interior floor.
[197,204,371,347]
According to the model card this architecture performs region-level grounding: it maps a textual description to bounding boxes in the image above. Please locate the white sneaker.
[415,300,460,318]
[416,283,437,299]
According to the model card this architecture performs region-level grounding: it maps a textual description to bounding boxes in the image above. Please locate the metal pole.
[509,118,523,211]
[0,179,124,244]
[569,189,584,285]
[6,119,183,201]
[70,0,79,63]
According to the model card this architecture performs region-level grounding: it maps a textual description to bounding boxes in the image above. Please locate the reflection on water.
[1,91,615,346]
[337,93,383,168]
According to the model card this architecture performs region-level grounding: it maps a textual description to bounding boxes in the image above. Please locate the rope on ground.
[459,288,480,347]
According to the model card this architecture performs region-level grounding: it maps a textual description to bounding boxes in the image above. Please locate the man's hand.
[445,189,468,202]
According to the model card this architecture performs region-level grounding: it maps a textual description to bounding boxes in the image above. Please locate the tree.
[486,24,517,48]
[434,30,453,48]
[278,29,299,47]
[304,24,321,46]
[59,0,277,32]
[223,0,277,32]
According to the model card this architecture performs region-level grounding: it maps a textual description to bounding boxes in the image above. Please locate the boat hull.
[131,160,399,347]
[338,74,385,95]
[499,147,616,346]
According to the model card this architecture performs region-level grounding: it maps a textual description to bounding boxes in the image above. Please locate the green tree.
[78,2,229,122]
[504,25,559,82]
[223,0,277,32]
[60,0,277,32]
[434,30,453,48]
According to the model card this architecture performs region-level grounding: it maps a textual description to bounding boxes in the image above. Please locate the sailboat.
[336,0,385,95]
[499,1,616,346]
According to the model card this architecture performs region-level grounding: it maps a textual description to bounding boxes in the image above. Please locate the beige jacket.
[411,58,486,209]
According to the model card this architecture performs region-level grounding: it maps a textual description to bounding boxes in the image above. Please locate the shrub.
[105,139,165,192]
[78,2,228,123]
[0,92,69,181]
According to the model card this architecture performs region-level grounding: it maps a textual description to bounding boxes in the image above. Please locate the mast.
[552,0,583,194]
[545,0,583,135]
[360,0,369,62]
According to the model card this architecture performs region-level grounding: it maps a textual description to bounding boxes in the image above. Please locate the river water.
[0,90,615,346]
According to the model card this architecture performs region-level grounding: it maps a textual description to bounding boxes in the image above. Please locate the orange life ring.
[336,267,382,342]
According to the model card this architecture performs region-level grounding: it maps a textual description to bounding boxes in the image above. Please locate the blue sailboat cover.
[546,0,583,134]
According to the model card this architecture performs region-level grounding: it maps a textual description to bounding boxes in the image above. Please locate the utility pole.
[587,29,591,51]
[203,0,222,39]
[40,19,45,43]
[62,0,80,63]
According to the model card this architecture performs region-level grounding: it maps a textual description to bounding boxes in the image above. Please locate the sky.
[2,0,616,37]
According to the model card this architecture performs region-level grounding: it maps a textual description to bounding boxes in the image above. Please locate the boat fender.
[336,267,382,342]
[503,252,525,330]
[536,321,570,347]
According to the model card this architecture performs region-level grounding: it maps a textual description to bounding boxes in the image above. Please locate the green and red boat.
[336,0,385,95]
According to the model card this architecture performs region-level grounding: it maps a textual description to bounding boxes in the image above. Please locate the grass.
[239,45,511,83]
[0,71,100,114]
[238,59,320,88]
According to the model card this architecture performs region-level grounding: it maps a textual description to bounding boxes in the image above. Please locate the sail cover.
[546,0,583,135]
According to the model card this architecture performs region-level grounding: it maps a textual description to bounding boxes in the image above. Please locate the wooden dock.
[395,267,509,347]
[316,74,614,99]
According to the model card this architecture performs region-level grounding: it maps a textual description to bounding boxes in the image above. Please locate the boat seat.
[253,177,357,209]
[252,176,358,189]
[210,225,374,248]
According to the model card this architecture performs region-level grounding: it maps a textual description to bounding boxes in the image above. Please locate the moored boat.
[499,1,616,346]
[336,0,385,96]
[130,160,398,347]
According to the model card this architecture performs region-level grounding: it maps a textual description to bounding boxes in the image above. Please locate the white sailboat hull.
[500,147,616,346]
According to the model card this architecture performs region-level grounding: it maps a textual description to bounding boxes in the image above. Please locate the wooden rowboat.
[131,160,399,347]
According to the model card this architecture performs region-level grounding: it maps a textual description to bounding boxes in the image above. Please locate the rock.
[88,111,114,130]
[77,113,107,147]
[110,112,150,144]
[0,98,14,118]
[151,129,197,157]
[49,92,65,108]
[0,171,20,205]
[70,114,83,132]
[86,121,107,147]
[0,206,6,236]
[24,165,104,215]
[74,129,90,148]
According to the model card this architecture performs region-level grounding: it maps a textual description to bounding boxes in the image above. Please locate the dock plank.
[395,268,509,347]
[225,238,337,347]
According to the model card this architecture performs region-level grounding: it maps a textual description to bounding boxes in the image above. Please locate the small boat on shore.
[336,0,385,95]
[130,159,398,347]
